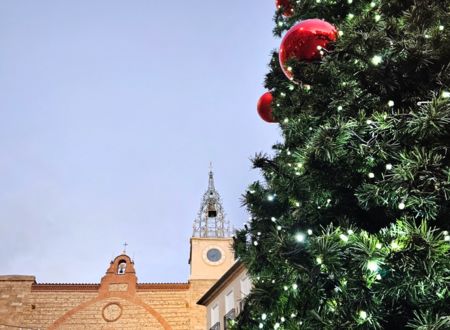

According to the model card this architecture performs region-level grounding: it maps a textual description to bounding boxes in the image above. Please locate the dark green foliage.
[234,0,450,329]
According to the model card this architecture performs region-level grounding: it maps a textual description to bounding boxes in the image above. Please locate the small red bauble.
[276,0,293,17]
[279,19,337,80]
[257,92,276,123]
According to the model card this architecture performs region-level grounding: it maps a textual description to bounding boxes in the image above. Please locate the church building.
[0,170,235,330]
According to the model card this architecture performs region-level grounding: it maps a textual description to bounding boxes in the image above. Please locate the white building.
[197,261,252,330]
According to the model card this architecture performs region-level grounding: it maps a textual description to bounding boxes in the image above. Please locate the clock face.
[206,248,222,262]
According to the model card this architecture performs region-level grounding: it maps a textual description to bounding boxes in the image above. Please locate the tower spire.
[193,164,231,238]
[208,162,215,191]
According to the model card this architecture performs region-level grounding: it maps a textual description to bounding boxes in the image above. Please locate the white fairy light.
[274,323,280,329]
[262,313,267,320]
[292,283,298,290]
[388,100,395,107]
[368,172,375,178]
[398,202,406,210]
[376,243,382,249]
[340,234,349,242]
[371,55,382,65]
[307,229,313,235]
[271,217,277,222]
[268,195,275,201]
[337,105,343,111]
[367,260,379,272]
[295,232,306,242]
[386,163,392,170]
[316,256,323,264]
[277,225,282,231]
[253,241,259,246]
[442,91,450,98]
[259,323,264,329]
[359,310,368,320]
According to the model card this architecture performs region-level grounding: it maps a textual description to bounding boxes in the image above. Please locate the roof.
[197,260,245,306]
[30,282,190,292]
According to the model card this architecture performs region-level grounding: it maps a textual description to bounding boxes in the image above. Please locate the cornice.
[31,282,190,292]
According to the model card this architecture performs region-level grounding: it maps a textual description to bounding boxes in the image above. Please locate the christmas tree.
[234,0,450,329]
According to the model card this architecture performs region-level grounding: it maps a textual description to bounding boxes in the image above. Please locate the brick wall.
[0,276,214,329]
[0,275,35,329]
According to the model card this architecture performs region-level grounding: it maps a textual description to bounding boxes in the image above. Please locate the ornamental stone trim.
[102,302,123,322]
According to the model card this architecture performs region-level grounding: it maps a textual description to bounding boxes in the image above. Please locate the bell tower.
[189,166,234,280]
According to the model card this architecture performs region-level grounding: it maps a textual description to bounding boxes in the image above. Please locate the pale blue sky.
[0,0,279,283]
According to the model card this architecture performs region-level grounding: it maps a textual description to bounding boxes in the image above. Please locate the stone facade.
[0,252,228,330]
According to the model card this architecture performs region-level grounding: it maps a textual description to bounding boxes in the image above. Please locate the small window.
[240,276,251,298]
[211,303,219,325]
[117,261,127,274]
[225,290,234,313]
[208,210,217,217]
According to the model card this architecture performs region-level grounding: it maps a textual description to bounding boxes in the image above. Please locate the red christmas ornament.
[276,0,293,17]
[279,19,337,80]
[257,92,276,123]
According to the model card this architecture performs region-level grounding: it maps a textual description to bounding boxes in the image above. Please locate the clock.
[202,246,225,265]
[207,248,222,262]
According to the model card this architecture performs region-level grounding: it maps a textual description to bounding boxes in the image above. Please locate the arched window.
[117,260,127,274]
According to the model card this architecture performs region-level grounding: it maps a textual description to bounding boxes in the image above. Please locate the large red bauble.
[276,0,293,17]
[279,19,337,80]
[257,92,276,123]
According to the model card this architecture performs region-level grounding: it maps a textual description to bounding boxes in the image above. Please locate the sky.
[0,0,280,283]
